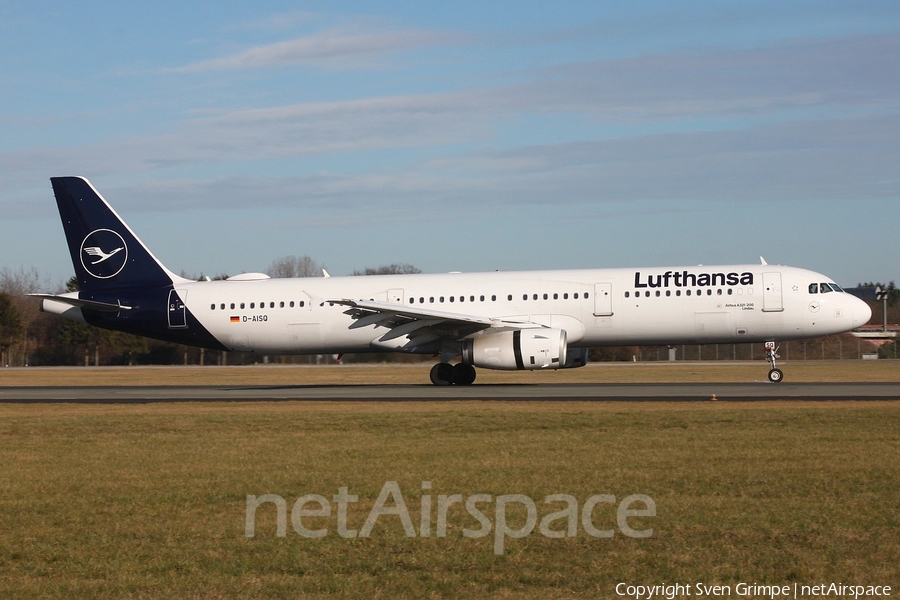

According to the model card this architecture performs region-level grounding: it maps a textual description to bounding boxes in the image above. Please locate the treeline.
[0,262,896,367]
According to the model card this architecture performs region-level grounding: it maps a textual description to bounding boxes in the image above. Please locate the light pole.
[875,286,888,332]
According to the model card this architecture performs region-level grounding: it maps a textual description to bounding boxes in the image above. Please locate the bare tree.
[267,255,323,278]
[352,264,422,276]
[0,267,53,366]
[0,293,21,367]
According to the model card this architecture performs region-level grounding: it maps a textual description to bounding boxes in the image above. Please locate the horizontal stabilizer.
[29,293,132,312]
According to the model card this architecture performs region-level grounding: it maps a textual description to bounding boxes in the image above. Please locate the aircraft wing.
[327,298,541,350]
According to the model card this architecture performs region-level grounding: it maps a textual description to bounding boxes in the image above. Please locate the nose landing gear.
[765,341,783,383]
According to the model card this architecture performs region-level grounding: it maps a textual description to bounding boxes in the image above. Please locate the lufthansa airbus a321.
[34,177,872,385]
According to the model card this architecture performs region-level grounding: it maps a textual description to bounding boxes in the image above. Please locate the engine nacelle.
[39,298,86,324]
[462,328,567,370]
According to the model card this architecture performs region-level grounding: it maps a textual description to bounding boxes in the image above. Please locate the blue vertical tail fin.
[50,177,186,293]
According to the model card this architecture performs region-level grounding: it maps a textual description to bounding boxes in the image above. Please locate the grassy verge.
[0,360,898,386]
[0,401,897,598]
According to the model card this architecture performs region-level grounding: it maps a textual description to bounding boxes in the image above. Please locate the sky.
[1,1,899,288]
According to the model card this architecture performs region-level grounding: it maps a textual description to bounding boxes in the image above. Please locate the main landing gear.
[765,341,784,383]
[430,362,477,386]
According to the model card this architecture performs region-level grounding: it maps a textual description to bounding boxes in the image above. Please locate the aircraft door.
[762,272,784,313]
[167,289,188,328]
[593,283,613,316]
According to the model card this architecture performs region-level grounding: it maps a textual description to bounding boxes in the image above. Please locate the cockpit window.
[810,283,843,293]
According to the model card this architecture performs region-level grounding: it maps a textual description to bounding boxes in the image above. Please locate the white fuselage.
[177,264,870,355]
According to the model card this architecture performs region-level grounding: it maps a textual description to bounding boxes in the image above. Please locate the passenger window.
[553,293,558,300]
[574,293,579,299]
[564,293,569,299]
[686,290,691,296]
[666,290,671,297]
[299,301,305,307]
[507,295,512,301]
[585,292,589,299]
[625,291,630,298]
[230,303,236,309]
[290,301,295,307]
[240,303,245,309]
[250,302,255,309]
[220,303,225,310]
[533,294,538,300]
[655,291,660,297]
[270,302,275,308]
[210,304,215,310]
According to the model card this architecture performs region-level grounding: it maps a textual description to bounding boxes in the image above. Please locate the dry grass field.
[0,363,898,598]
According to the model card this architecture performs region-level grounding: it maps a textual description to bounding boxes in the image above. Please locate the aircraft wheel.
[768,368,784,383]
[430,362,455,386]
[453,363,477,386]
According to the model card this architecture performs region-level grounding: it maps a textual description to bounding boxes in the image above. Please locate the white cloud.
[492,33,900,119]
[166,27,456,72]
[4,32,898,221]
[72,112,896,226]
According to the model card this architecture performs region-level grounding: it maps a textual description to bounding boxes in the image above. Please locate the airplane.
[34,176,872,385]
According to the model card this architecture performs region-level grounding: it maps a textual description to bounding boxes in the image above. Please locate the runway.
[1,382,898,403]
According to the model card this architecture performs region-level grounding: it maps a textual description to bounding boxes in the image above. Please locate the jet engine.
[39,298,86,323]
[461,328,567,370]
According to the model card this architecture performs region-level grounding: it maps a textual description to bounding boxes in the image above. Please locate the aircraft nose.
[852,297,873,328]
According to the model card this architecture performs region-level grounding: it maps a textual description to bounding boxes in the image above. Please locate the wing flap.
[327,298,547,350]
[329,298,495,326]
